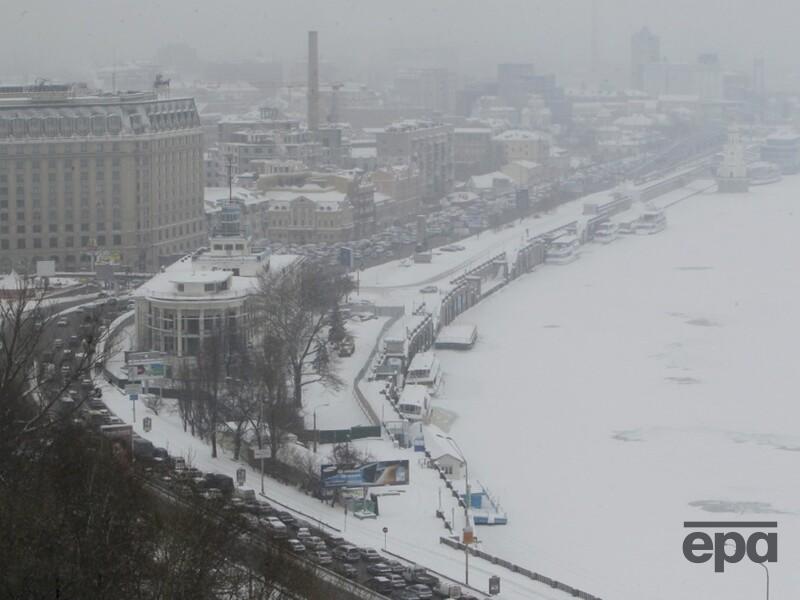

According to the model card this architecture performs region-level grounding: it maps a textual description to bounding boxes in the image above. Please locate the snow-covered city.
[2,3,799,599]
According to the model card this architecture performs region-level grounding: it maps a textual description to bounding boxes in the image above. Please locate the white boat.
[592,220,618,244]
[405,351,443,394]
[545,234,581,264]
[748,161,782,186]
[635,206,667,234]
[397,385,431,422]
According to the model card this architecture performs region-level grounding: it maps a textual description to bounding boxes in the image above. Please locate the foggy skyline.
[1,0,796,86]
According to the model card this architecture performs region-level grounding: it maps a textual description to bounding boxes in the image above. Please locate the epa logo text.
[682,521,777,573]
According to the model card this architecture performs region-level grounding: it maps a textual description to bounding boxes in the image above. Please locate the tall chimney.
[307,31,320,131]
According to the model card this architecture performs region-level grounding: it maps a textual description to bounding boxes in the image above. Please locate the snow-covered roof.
[469,171,514,190]
[510,160,540,170]
[408,351,437,373]
[493,129,549,142]
[398,384,429,407]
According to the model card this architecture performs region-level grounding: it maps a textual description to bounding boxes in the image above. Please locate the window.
[49,238,57,248]
[16,239,25,249]
[177,283,184,292]
[204,283,215,292]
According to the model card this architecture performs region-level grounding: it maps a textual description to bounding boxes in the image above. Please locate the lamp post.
[313,403,329,453]
[437,433,471,586]
[758,562,770,600]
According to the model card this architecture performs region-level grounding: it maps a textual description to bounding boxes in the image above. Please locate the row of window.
[0,235,123,250]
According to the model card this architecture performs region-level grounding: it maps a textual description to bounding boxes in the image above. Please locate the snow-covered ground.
[435,178,800,599]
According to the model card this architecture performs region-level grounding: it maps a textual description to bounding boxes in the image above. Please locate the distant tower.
[590,0,598,79]
[717,128,749,193]
[630,27,660,91]
[307,31,320,132]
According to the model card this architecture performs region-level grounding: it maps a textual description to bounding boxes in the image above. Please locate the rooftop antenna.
[590,0,599,82]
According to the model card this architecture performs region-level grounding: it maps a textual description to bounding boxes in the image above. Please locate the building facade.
[0,85,206,273]
[376,120,454,203]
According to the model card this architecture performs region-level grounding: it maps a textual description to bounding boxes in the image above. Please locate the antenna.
[591,0,598,81]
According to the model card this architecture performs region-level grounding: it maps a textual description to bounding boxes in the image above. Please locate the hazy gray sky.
[0,0,794,84]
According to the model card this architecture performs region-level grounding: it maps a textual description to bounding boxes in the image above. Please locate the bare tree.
[256,261,353,408]
[0,277,111,454]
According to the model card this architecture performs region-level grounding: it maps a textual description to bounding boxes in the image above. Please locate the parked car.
[419,285,438,294]
[385,559,405,574]
[367,577,393,594]
[333,562,358,579]
[367,562,391,576]
[404,567,438,587]
[337,337,355,357]
[333,544,361,562]
[296,527,311,540]
[393,589,421,600]
[361,547,382,562]
[311,549,333,565]
[387,573,406,589]
[305,536,326,551]
[406,584,433,599]
[276,511,296,525]
[266,517,288,539]
[287,539,306,554]
[57,318,69,327]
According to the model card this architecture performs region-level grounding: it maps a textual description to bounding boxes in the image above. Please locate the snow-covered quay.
[435,178,800,599]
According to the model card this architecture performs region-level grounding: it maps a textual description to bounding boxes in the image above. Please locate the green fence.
[300,425,382,445]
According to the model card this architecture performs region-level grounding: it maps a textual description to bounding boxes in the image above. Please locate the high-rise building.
[630,27,661,91]
[376,120,454,203]
[0,85,206,273]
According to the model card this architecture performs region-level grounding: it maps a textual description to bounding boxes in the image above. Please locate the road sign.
[125,383,142,396]
[143,417,152,432]
[253,447,270,459]
[382,527,388,534]
[236,468,246,486]
[489,576,501,595]
[128,394,138,401]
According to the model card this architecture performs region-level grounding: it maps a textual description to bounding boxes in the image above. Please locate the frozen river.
[435,180,800,599]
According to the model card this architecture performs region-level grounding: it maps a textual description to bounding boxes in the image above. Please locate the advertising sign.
[320,460,410,489]
[129,363,165,378]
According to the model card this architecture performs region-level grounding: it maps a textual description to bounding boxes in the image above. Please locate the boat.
[405,351,443,394]
[635,205,666,234]
[592,220,618,244]
[396,385,431,422]
[545,234,581,264]
[748,161,782,186]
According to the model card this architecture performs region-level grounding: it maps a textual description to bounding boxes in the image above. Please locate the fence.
[298,425,382,445]
[439,537,604,600]
[100,310,135,386]
[352,308,405,426]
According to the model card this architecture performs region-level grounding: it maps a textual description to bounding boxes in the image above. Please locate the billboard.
[320,460,410,489]
[127,363,166,378]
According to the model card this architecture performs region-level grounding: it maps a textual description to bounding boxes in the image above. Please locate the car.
[295,527,311,540]
[333,562,358,579]
[367,562,391,576]
[337,337,355,357]
[385,559,405,574]
[367,577,393,594]
[276,511,296,525]
[360,547,382,562]
[393,589,421,600]
[61,364,71,375]
[53,339,64,350]
[333,544,361,562]
[406,584,432,599]
[311,549,333,565]
[387,573,406,589]
[286,539,306,554]
[404,567,438,587]
[419,285,438,294]
[305,536,326,551]
[326,536,347,548]
[56,318,69,327]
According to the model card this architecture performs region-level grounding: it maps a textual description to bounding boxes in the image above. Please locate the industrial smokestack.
[307,30,320,132]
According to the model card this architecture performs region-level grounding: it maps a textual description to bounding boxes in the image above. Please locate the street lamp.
[313,403,330,453]
[437,433,471,586]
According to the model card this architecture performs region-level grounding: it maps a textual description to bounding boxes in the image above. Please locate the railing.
[439,536,604,600]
